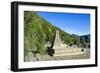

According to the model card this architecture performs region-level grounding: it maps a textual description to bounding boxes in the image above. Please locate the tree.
[80,37,86,48]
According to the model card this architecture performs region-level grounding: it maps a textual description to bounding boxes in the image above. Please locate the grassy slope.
[24,11,56,57]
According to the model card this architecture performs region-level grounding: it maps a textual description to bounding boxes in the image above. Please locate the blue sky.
[37,12,90,36]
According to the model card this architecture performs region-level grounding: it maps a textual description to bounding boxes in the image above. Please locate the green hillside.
[24,11,56,57]
[24,11,90,59]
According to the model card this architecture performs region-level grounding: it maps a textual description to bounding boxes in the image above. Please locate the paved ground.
[24,49,90,62]
[41,51,90,61]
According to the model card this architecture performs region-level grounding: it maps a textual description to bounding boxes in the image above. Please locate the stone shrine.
[52,30,84,56]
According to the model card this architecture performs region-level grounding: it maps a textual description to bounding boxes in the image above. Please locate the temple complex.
[52,30,85,56]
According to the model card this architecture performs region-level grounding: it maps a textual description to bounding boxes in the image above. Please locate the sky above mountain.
[37,12,90,36]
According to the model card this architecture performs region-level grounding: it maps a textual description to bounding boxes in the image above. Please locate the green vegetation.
[24,11,56,59]
[24,11,90,60]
